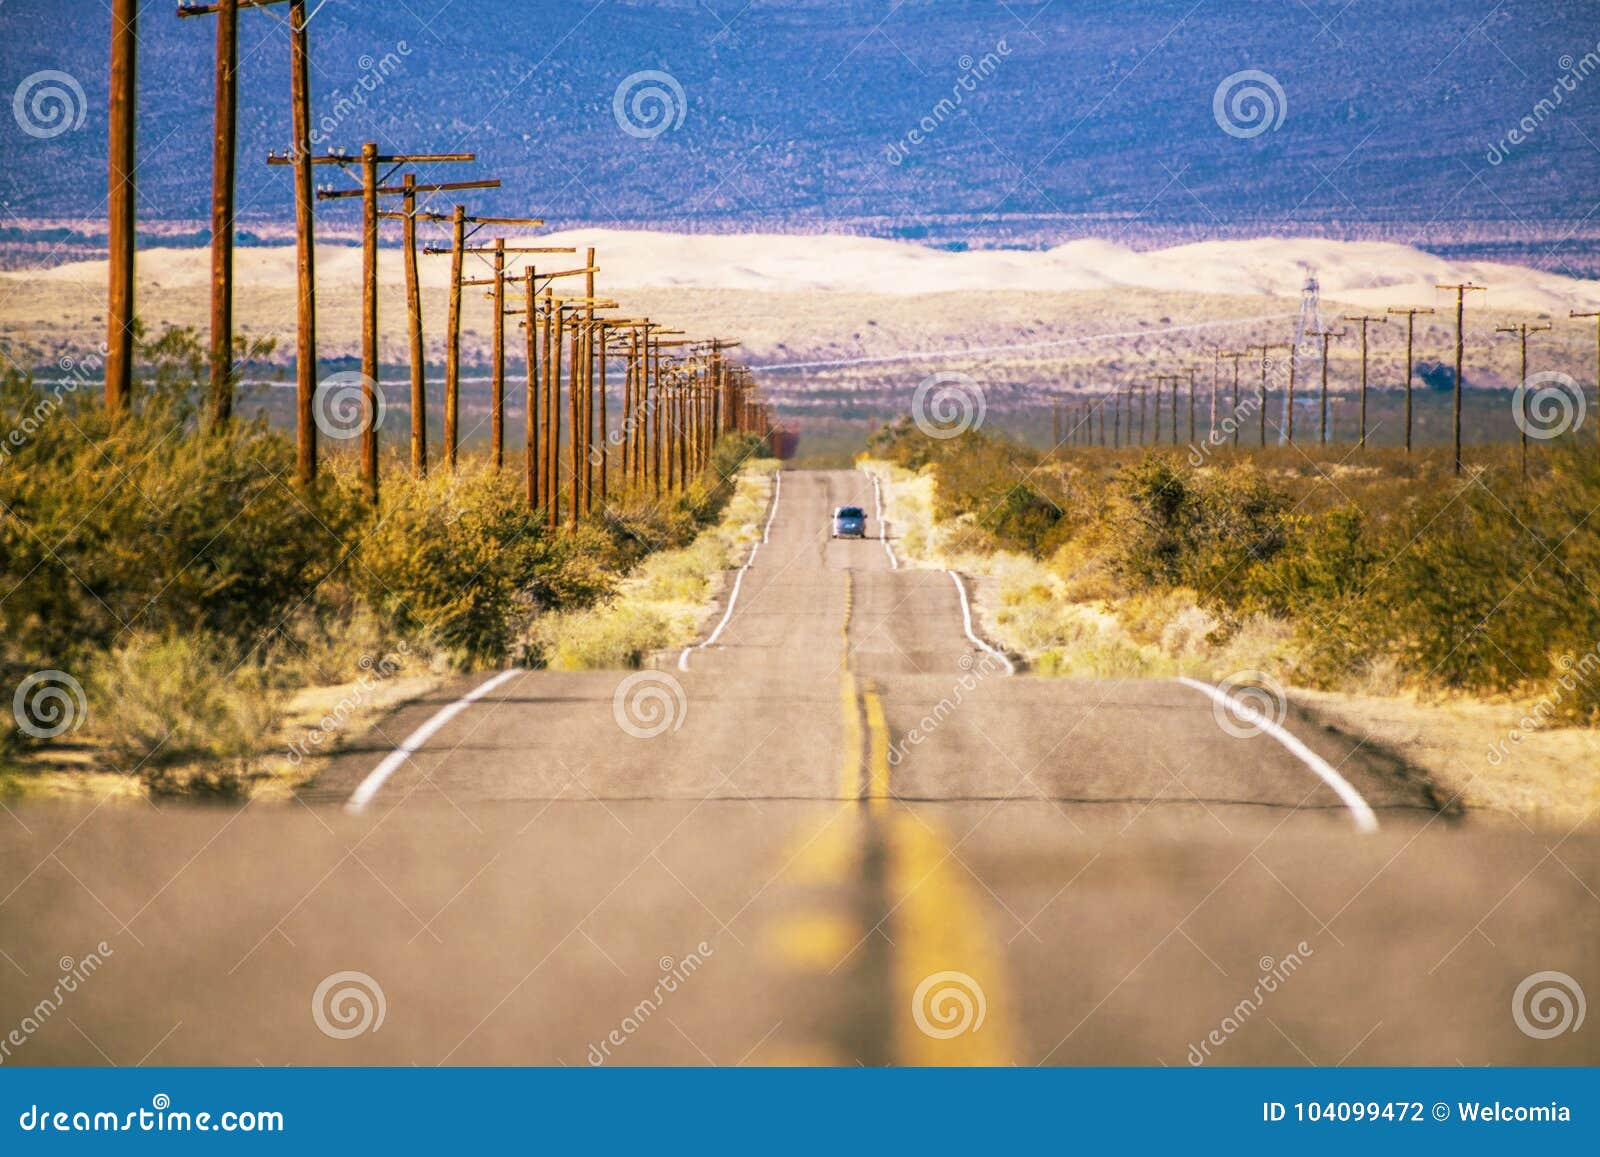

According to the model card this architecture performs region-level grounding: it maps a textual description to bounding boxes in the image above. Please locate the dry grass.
[1293,688,1600,830]
[864,455,1599,830]
[863,457,1297,680]
[528,465,778,670]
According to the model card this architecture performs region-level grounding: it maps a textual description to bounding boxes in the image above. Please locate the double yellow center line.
[833,567,1016,1064]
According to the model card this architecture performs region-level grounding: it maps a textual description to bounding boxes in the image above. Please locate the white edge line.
[678,470,783,671]
[345,668,525,813]
[1175,676,1380,834]
[946,570,1015,676]
[869,471,899,570]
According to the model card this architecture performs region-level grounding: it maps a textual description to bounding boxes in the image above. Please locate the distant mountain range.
[2,0,1597,261]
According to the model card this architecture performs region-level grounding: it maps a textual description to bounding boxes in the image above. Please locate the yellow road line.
[885,813,1018,1065]
[852,614,1016,1064]
[839,570,863,800]
[839,671,863,800]
[862,685,891,812]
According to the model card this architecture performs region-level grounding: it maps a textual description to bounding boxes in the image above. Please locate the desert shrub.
[872,417,1600,714]
[352,470,576,667]
[0,367,359,680]
[88,631,281,795]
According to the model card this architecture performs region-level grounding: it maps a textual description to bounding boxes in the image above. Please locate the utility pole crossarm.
[318,177,498,199]
[177,0,285,14]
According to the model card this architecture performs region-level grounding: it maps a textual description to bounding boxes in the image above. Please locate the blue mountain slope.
[0,0,1594,247]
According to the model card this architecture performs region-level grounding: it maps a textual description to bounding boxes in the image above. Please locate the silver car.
[831,505,867,538]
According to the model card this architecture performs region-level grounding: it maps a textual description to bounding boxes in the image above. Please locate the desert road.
[2,470,1595,1066]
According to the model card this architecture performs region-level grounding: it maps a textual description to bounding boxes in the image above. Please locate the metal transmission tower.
[1283,266,1324,443]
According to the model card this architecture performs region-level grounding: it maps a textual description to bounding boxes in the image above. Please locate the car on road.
[831,505,867,538]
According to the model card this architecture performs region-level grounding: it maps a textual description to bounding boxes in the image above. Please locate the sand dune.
[12,231,1599,315]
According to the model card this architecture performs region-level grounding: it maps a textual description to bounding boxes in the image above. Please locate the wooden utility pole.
[1341,316,1387,450]
[1246,344,1289,447]
[107,0,137,415]
[188,0,314,470]
[1209,349,1223,436]
[523,268,540,509]
[1497,321,1552,479]
[1437,283,1486,475]
[583,248,597,516]
[1217,351,1246,446]
[1573,310,1600,453]
[504,287,615,525]
[1285,350,1297,445]
[386,174,427,476]
[1307,328,1346,446]
[461,249,588,476]
[314,148,488,500]
[1184,368,1199,444]
[421,214,554,471]
[423,228,561,467]
[176,0,242,424]
[1155,375,1181,446]
[1387,306,1435,454]
[287,0,317,480]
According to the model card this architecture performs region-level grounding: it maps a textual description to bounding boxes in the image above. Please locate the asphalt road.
[2,470,1595,1066]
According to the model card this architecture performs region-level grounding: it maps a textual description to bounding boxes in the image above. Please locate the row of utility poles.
[102,1,773,517]
[1050,283,1600,476]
